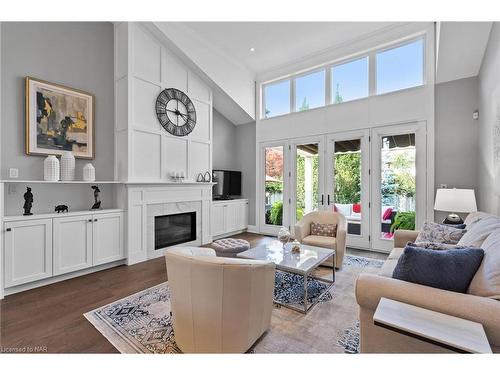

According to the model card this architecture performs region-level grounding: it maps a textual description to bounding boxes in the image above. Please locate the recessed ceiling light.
[249,47,255,52]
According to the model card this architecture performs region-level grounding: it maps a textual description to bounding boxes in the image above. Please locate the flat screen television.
[212,170,241,199]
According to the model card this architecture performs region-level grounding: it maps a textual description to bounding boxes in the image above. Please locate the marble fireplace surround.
[125,183,214,265]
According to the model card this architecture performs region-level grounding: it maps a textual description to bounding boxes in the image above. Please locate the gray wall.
[434,76,479,221]
[477,23,500,215]
[212,109,238,170]
[235,121,256,226]
[1,22,114,180]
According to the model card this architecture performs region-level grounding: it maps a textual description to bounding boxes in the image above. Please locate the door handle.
[321,194,324,205]
[5,228,11,232]
[88,219,92,222]
[328,194,331,205]
[94,219,98,222]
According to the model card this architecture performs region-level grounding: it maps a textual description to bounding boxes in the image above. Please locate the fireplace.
[154,212,196,249]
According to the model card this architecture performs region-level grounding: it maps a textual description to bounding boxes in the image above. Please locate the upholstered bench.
[212,238,250,258]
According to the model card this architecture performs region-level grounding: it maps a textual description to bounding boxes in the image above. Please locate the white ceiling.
[181,22,402,76]
[436,22,492,84]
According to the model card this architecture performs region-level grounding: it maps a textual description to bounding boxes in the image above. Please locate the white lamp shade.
[434,188,477,213]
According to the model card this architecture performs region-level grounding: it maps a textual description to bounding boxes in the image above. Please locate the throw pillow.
[407,241,467,250]
[444,223,466,229]
[468,228,500,300]
[353,203,361,213]
[392,245,484,293]
[382,207,393,221]
[458,215,500,247]
[310,222,337,237]
[415,222,466,245]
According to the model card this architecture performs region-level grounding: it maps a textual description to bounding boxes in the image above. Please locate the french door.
[370,122,427,252]
[326,130,371,249]
[258,122,428,252]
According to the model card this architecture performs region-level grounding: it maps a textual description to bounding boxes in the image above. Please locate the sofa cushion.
[388,247,405,260]
[310,222,337,237]
[302,235,336,249]
[468,228,500,300]
[392,245,484,293]
[458,215,500,247]
[408,241,467,250]
[415,222,466,245]
[379,258,399,277]
[464,211,495,227]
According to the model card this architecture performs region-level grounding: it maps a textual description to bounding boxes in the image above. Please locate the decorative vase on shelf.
[44,155,59,181]
[60,151,75,181]
[83,163,95,182]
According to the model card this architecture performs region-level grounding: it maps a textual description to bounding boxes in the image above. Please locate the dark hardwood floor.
[0,232,386,353]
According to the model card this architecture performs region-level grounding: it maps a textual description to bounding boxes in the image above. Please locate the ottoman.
[212,238,250,258]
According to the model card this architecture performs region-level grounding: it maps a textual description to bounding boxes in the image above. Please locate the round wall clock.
[155,88,197,137]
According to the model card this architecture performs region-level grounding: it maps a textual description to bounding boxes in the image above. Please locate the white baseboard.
[127,251,148,265]
[247,225,259,233]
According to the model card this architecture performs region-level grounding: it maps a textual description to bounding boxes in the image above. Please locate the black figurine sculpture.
[23,187,33,216]
[55,205,69,213]
[91,185,101,210]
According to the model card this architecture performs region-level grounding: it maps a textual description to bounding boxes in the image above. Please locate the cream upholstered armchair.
[164,246,275,353]
[294,211,347,269]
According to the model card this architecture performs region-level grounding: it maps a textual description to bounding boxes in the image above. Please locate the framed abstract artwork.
[25,77,95,159]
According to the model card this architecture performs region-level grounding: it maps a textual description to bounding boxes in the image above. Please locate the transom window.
[261,37,425,119]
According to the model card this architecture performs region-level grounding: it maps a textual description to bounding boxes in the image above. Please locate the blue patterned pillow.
[392,245,484,293]
[415,222,466,244]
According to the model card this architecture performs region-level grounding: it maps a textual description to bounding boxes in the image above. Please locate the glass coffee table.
[237,240,335,314]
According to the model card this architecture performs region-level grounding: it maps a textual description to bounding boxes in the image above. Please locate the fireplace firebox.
[154,212,196,249]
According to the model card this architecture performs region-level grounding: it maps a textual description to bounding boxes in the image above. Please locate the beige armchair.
[294,211,347,269]
[164,246,275,353]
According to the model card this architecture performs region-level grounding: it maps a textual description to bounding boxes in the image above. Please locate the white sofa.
[164,246,275,353]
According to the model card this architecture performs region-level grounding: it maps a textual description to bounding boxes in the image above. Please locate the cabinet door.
[211,204,226,236]
[225,204,239,233]
[4,219,52,287]
[53,215,93,276]
[241,201,249,230]
[92,212,124,266]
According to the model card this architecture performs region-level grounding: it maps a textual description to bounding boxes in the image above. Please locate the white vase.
[60,151,75,181]
[83,163,95,182]
[44,155,60,181]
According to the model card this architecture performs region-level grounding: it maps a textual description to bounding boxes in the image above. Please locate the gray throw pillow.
[415,222,467,245]
[392,245,484,293]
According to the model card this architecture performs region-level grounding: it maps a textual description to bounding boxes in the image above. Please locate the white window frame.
[261,77,292,119]
[259,34,427,120]
[293,68,327,113]
[329,55,370,105]
[374,36,426,96]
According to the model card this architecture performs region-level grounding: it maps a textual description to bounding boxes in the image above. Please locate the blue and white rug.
[84,254,383,353]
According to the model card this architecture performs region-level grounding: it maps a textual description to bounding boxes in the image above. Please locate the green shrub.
[270,201,283,225]
[390,211,415,233]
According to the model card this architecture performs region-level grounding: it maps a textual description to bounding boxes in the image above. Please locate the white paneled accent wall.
[114,23,213,182]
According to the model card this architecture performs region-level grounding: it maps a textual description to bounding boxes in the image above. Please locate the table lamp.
[434,188,477,224]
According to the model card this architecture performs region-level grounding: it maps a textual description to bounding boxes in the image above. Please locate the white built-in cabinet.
[4,210,124,288]
[211,199,248,238]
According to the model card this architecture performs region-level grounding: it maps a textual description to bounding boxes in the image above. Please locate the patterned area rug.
[84,254,383,354]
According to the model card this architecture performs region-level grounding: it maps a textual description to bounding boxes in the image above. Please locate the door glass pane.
[331,57,369,104]
[296,143,319,221]
[263,81,290,118]
[265,146,284,225]
[295,70,325,111]
[380,134,416,240]
[334,139,362,235]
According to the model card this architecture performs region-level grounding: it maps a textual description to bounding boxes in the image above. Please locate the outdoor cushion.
[335,204,352,218]
[353,203,361,213]
[382,207,393,220]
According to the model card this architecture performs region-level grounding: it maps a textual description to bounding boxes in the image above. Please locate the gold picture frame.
[25,76,95,159]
